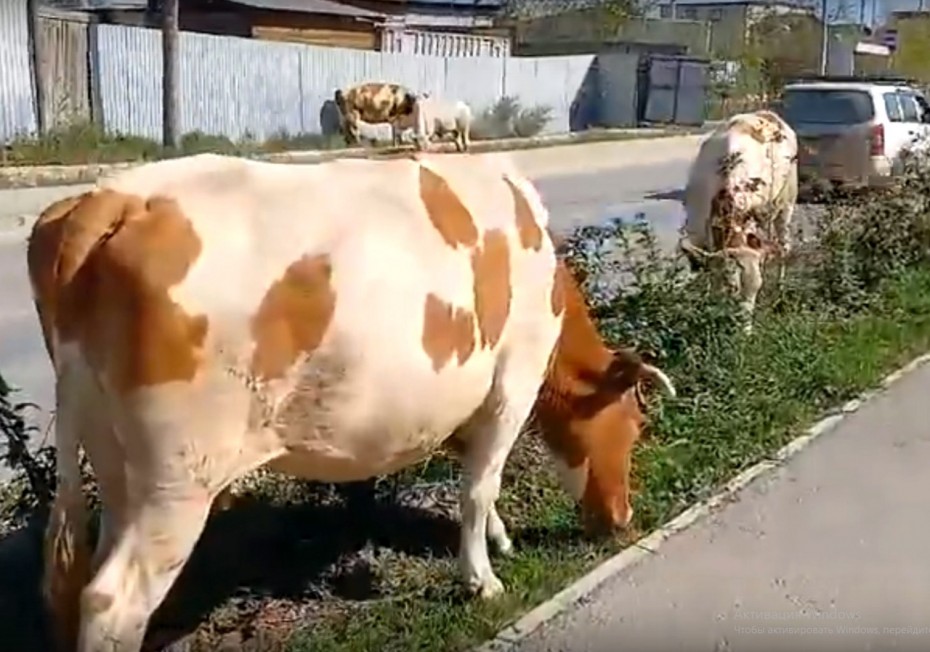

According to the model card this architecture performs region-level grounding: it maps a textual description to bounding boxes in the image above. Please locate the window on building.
[709,7,724,20]
[681,7,698,19]
[660,5,672,18]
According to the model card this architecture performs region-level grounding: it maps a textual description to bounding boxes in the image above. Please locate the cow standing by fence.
[393,93,474,152]
[333,82,418,146]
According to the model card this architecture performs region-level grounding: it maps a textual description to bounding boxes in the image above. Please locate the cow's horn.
[640,364,676,398]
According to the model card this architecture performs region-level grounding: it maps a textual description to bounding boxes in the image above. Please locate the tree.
[503,0,653,41]
[26,0,47,134]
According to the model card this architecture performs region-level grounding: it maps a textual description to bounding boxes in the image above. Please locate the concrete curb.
[0,127,706,191]
[473,352,930,652]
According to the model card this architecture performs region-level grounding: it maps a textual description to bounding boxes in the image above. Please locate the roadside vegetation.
[4,149,930,651]
[0,98,560,168]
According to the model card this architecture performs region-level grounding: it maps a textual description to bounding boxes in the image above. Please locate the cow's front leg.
[454,336,555,599]
[773,206,795,286]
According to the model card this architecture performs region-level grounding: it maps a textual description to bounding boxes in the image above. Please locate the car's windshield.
[782,89,875,125]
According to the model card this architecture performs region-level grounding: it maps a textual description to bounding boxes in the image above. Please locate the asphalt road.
[510,360,930,652]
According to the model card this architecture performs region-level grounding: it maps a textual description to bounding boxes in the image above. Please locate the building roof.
[231,0,503,14]
[42,0,148,8]
[228,0,386,19]
[653,0,812,6]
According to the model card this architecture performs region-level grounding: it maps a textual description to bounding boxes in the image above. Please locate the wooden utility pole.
[162,0,180,149]
[26,0,47,134]
[819,0,829,74]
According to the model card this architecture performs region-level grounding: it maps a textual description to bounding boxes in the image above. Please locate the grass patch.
[4,149,930,652]
[0,122,347,168]
[0,107,699,171]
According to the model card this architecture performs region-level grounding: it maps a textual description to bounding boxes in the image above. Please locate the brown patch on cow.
[27,190,209,393]
[504,176,543,251]
[419,166,479,249]
[250,254,337,380]
[421,293,476,372]
[755,109,784,131]
[731,111,785,145]
[550,260,567,317]
[730,117,767,144]
[471,229,511,348]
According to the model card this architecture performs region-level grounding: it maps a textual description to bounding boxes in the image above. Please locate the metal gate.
[642,54,709,126]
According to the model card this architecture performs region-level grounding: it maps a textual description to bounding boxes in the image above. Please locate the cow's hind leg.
[454,339,556,598]
[44,368,94,652]
[78,484,213,652]
[75,404,256,652]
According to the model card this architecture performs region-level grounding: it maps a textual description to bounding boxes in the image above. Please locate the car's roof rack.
[785,73,918,86]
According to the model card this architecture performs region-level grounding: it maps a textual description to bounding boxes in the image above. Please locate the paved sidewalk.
[512,361,930,652]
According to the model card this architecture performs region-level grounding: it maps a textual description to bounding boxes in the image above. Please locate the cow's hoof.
[469,574,505,600]
[493,535,514,557]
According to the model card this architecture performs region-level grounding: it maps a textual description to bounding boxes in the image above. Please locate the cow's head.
[398,90,418,117]
[535,260,676,536]
[681,213,778,319]
[538,339,676,537]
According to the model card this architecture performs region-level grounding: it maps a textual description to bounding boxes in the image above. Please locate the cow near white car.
[678,109,799,329]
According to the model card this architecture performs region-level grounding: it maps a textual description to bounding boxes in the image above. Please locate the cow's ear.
[605,348,644,393]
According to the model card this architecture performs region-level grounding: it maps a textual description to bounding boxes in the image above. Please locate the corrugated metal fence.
[0,0,36,142]
[94,24,595,141]
[2,18,693,143]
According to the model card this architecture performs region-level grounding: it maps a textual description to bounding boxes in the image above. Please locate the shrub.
[471,96,553,140]
[0,374,53,528]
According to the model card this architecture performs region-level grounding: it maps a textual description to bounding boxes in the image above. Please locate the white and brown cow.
[29,152,674,652]
[679,110,798,325]
[392,93,473,152]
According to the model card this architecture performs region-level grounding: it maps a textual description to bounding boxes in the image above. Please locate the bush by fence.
[4,154,930,650]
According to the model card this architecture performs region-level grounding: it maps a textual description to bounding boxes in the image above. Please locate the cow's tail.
[28,190,126,651]
[43,407,91,652]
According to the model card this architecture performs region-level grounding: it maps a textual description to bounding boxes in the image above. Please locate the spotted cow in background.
[393,93,474,152]
[30,151,674,652]
[333,82,418,146]
[679,109,799,326]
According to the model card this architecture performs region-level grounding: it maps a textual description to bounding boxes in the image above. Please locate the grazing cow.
[534,258,676,535]
[334,82,418,146]
[29,152,673,652]
[679,110,798,325]
[393,94,473,152]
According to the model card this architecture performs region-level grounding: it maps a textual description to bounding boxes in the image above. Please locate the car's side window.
[909,92,930,123]
[898,92,922,123]
[884,92,904,122]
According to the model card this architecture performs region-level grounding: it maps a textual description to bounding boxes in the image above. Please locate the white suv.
[778,76,930,190]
